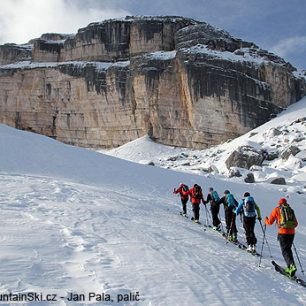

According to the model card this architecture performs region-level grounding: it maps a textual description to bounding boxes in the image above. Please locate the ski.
[224,236,253,252]
[229,240,260,256]
[194,221,202,225]
[201,223,260,255]
[179,213,204,227]
[221,232,261,256]
[179,212,188,218]
[203,224,226,236]
[190,217,202,224]
[226,238,245,249]
[237,244,261,256]
[272,261,306,288]
[237,243,247,250]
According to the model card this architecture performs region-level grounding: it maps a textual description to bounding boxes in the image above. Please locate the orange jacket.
[265,204,298,234]
[182,187,204,205]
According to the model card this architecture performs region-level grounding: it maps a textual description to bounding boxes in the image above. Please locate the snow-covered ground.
[1,119,306,305]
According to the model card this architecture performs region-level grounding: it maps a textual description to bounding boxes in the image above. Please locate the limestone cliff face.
[0,62,141,148]
[31,16,198,63]
[0,44,32,65]
[0,16,305,149]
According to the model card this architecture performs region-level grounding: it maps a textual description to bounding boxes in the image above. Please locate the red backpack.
[193,185,202,200]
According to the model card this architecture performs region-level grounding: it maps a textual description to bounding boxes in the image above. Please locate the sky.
[0,0,305,69]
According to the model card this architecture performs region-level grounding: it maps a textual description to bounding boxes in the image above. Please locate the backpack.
[279,204,296,229]
[182,184,189,192]
[243,196,256,217]
[193,185,202,200]
[226,193,237,208]
[211,190,220,203]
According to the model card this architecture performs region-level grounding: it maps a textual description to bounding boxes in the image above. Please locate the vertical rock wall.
[0,16,305,149]
[0,44,32,65]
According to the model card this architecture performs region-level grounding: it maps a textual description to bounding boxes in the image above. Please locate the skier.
[235,192,262,253]
[265,198,298,277]
[182,184,205,223]
[218,190,238,242]
[173,183,189,216]
[205,187,221,230]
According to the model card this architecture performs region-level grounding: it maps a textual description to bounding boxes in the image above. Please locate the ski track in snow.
[0,174,306,305]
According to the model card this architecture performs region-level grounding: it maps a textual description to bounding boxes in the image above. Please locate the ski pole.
[293,243,305,274]
[259,220,272,258]
[259,223,266,267]
[204,204,209,226]
[205,204,213,224]
[218,213,224,232]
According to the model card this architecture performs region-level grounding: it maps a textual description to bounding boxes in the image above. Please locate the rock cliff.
[0,16,305,149]
[0,43,32,65]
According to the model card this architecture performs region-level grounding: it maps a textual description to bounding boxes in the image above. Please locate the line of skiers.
[174,183,299,277]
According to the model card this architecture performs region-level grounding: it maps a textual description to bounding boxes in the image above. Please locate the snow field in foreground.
[0,124,306,305]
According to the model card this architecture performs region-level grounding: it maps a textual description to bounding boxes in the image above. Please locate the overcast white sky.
[0,0,305,68]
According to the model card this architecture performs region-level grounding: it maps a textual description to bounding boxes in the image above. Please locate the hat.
[278,198,287,205]
[224,190,230,194]
[244,192,250,197]
[209,187,213,192]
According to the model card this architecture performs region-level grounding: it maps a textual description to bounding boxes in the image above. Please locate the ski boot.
[285,264,297,277]
[232,234,238,243]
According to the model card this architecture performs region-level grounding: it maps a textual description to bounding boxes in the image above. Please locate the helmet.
[244,192,250,197]
[278,198,287,205]
[224,190,230,194]
[209,187,214,192]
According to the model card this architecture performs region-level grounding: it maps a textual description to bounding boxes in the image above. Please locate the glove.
[173,188,176,193]
[258,216,262,221]
[264,216,269,224]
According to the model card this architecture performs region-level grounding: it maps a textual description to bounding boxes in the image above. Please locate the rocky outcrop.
[270,177,287,185]
[30,17,198,63]
[244,172,255,183]
[175,23,255,51]
[280,145,300,160]
[0,44,32,65]
[0,16,305,149]
[32,39,63,63]
[225,146,264,169]
[31,34,72,63]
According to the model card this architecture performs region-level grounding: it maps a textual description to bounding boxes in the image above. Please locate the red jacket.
[265,204,298,235]
[182,187,204,204]
[174,184,189,200]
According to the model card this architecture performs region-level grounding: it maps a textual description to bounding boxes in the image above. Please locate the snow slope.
[1,124,306,305]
